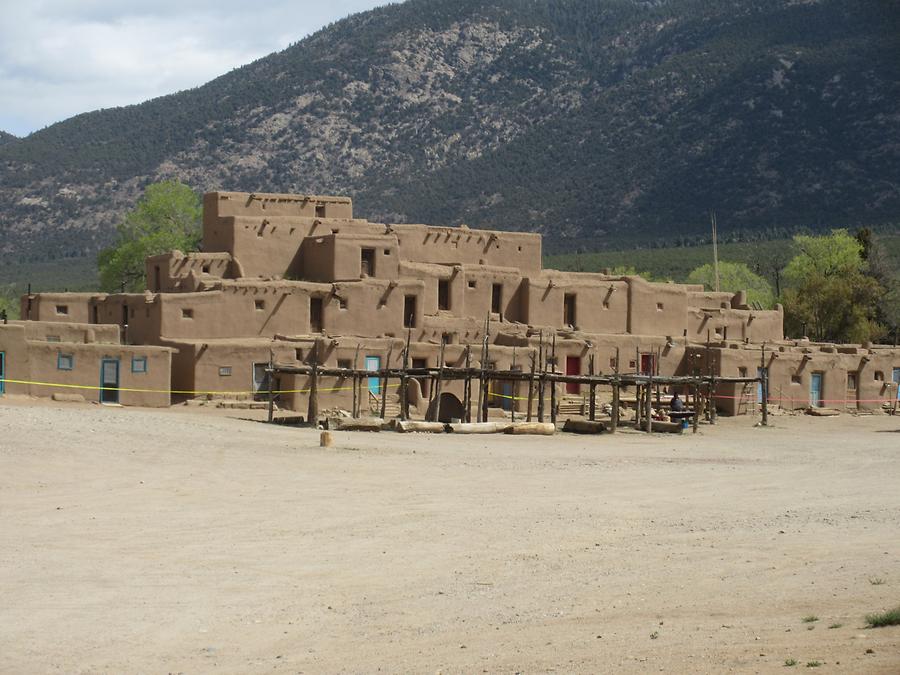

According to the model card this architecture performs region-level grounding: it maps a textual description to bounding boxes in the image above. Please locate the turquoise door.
[893,368,900,401]
[757,367,764,406]
[366,356,381,396]
[0,351,5,395]
[100,358,120,404]
[810,372,823,408]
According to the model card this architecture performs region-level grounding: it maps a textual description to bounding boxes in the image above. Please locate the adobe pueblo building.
[5,191,899,418]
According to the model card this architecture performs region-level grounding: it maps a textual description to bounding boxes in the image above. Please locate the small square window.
[57,353,74,370]
[791,374,801,384]
[131,356,148,374]
[182,309,193,319]
[219,366,232,377]
[383,249,391,255]
[339,298,348,309]
[55,305,68,315]
[315,204,326,218]
[656,303,664,311]
[337,359,352,370]
[875,371,884,381]
[202,264,211,274]
[468,280,476,289]
[255,299,265,311]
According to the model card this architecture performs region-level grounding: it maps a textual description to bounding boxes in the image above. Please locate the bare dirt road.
[1,398,899,673]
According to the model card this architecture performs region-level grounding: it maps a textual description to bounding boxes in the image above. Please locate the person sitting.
[670,393,685,412]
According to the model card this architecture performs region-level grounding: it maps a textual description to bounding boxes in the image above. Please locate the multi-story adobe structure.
[4,190,899,416]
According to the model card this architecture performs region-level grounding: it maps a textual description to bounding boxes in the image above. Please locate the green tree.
[0,284,20,320]
[781,229,884,343]
[686,261,774,308]
[98,181,201,292]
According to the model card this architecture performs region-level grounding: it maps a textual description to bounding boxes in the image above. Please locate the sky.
[0,0,389,137]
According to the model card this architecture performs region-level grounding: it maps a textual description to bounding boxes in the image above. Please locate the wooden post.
[526,350,536,423]
[477,316,490,422]
[588,354,596,421]
[380,342,392,420]
[635,384,642,429]
[610,377,619,433]
[353,343,361,417]
[537,331,545,423]
[510,346,517,423]
[645,373,653,433]
[267,349,275,423]
[400,331,410,420]
[464,345,472,423]
[692,380,700,434]
[550,333,558,425]
[307,360,319,427]
[431,338,446,422]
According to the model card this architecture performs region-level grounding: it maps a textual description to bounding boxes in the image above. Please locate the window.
[55,305,68,315]
[739,367,748,378]
[255,299,265,311]
[875,371,884,381]
[468,280,477,289]
[491,284,502,314]
[339,297,348,310]
[315,203,326,218]
[201,264,211,274]
[438,279,451,310]
[46,335,60,343]
[131,356,148,373]
[295,349,304,362]
[722,327,728,340]
[791,374,802,384]
[656,303,664,311]
[383,249,391,255]
[361,248,376,276]
[338,359,352,370]
[564,293,577,327]
[403,295,417,328]
[219,366,232,377]
[441,332,453,344]
[847,372,858,389]
[609,357,616,369]
[310,297,323,332]
[57,353,74,370]
[182,308,193,319]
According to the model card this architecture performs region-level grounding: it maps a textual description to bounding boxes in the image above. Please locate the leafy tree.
[781,229,884,343]
[98,181,201,292]
[0,284,20,320]
[686,261,774,308]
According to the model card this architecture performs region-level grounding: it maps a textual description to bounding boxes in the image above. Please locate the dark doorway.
[565,356,581,394]
[639,353,655,375]
[100,358,120,404]
[564,293,577,327]
[404,295,417,328]
[491,283,502,314]
[438,279,451,310]
[361,248,376,277]
[310,297,323,333]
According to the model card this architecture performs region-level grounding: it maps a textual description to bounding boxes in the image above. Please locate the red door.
[565,356,581,394]
[640,353,655,375]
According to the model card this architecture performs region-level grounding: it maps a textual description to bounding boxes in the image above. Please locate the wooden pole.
[526,350,536,423]
[645,372,653,433]
[477,316,490,422]
[267,349,275,423]
[432,338,446,422]
[400,331,410,420]
[510,346,517,423]
[610,376,619,433]
[380,342,393,420]
[692,380,700,434]
[464,345,472,423]
[588,354,596,421]
[307,360,319,427]
[635,384,642,428]
[710,374,718,425]
[352,343,361,418]
[537,331,545,423]
[550,332,558,425]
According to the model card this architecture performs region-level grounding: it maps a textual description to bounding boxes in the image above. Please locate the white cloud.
[0,0,389,136]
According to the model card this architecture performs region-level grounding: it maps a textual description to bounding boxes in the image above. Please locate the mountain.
[2,0,899,270]
[0,131,18,147]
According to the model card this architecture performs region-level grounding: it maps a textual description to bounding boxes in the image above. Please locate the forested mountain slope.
[2,0,898,268]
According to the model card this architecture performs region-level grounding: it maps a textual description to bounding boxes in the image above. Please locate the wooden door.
[810,372,824,408]
[366,356,381,396]
[100,358,120,404]
[565,356,581,394]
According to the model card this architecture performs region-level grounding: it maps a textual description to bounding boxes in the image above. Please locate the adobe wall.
[301,233,401,282]
[146,251,232,292]
[20,293,101,323]
[391,224,542,273]
[0,322,171,406]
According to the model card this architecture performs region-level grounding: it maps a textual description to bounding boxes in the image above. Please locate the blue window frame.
[131,356,148,373]
[57,353,74,371]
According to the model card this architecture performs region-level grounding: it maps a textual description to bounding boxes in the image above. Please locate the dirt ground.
[1,398,899,674]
